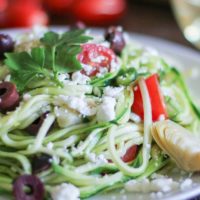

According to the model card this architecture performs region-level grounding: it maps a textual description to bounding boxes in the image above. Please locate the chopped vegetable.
[122,145,138,163]
[78,43,118,77]
[132,74,168,122]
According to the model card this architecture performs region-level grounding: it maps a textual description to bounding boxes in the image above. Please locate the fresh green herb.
[5,29,92,91]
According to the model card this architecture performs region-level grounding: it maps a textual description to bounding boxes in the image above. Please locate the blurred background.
[0,0,199,49]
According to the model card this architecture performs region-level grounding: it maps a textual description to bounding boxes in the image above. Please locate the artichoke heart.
[151,120,200,172]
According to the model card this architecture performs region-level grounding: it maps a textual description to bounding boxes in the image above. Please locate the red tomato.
[0,0,7,12]
[72,0,126,25]
[78,43,117,77]
[122,145,137,163]
[131,74,168,122]
[3,2,48,28]
[44,0,73,14]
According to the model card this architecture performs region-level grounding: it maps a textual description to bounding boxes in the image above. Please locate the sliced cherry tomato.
[122,145,137,163]
[78,43,117,77]
[3,2,48,28]
[72,0,126,26]
[43,0,73,14]
[131,74,168,122]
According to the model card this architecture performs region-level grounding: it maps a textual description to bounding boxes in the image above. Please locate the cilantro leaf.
[5,29,93,92]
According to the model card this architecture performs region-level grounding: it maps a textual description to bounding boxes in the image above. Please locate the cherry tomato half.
[131,74,168,122]
[72,0,126,26]
[122,145,138,163]
[78,43,117,77]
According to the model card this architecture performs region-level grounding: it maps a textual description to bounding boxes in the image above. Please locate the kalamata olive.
[105,26,125,55]
[26,112,49,135]
[13,175,44,200]
[0,34,14,58]
[0,81,19,112]
[32,154,52,174]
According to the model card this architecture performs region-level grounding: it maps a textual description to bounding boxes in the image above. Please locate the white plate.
[1,27,200,200]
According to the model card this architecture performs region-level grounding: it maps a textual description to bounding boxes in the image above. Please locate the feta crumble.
[71,71,90,84]
[54,95,97,117]
[180,178,193,191]
[96,96,116,122]
[96,67,108,77]
[130,112,142,123]
[103,86,124,98]
[82,63,93,76]
[50,183,80,200]
[125,177,179,193]
[58,73,70,84]
[54,107,82,128]
[87,153,108,164]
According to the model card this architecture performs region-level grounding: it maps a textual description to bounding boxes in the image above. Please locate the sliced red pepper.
[131,74,168,122]
[122,145,137,163]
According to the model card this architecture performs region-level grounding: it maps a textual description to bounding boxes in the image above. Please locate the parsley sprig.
[5,29,92,91]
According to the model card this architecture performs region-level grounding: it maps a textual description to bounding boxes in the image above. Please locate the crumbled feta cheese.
[82,64,93,76]
[180,178,193,190]
[46,142,54,150]
[91,55,106,63]
[54,107,82,128]
[96,67,108,77]
[103,86,124,98]
[130,112,141,123]
[97,154,108,164]
[158,114,165,121]
[54,95,97,116]
[87,153,108,164]
[71,71,90,84]
[58,73,70,84]
[125,177,179,193]
[23,93,31,101]
[110,59,120,72]
[96,96,116,122]
[51,183,80,200]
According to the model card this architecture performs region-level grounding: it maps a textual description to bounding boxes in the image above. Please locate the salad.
[0,26,199,200]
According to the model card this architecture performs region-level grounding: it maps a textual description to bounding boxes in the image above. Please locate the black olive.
[0,34,14,58]
[105,26,125,55]
[0,81,19,112]
[32,154,52,174]
[26,112,49,135]
[13,175,44,200]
